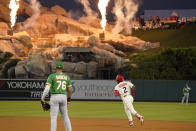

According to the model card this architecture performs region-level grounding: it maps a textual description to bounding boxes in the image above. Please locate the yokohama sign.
[0,79,120,100]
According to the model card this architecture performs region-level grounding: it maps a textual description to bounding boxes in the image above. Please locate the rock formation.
[0,1,160,79]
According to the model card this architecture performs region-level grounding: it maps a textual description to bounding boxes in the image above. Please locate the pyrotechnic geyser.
[20,0,41,31]
[98,0,110,31]
[9,0,20,28]
[75,0,97,17]
[112,0,139,34]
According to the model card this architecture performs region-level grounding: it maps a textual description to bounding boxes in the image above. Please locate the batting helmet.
[116,74,124,83]
[56,61,64,69]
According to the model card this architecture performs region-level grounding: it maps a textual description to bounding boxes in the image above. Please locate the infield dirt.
[0,117,196,131]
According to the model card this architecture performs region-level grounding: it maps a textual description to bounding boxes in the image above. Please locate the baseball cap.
[116,74,124,83]
[56,61,64,69]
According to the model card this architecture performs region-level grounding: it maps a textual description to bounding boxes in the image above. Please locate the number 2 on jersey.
[123,87,128,93]
[57,81,67,90]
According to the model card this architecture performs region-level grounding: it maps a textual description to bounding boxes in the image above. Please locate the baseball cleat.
[139,116,144,125]
[128,121,134,126]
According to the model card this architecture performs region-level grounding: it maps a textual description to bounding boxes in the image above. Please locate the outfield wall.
[0,79,195,102]
[133,80,196,102]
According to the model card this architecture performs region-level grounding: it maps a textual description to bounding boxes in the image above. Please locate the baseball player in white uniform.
[114,74,144,126]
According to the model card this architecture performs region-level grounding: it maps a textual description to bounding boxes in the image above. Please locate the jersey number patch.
[123,87,128,93]
[57,81,67,90]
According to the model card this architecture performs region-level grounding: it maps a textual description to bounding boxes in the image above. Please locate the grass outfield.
[0,101,196,122]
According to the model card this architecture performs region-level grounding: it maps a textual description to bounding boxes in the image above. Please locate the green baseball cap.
[56,61,64,69]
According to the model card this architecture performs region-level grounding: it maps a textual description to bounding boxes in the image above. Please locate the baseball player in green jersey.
[181,83,191,104]
[41,61,72,131]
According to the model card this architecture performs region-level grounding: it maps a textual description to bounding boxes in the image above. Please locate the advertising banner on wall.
[1,79,196,101]
[0,79,120,100]
[71,80,119,100]
[0,79,47,100]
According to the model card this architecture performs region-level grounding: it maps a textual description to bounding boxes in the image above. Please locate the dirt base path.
[0,117,196,131]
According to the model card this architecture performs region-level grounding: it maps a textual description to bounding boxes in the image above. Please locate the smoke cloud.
[75,0,97,17]
[112,0,139,34]
[20,0,41,31]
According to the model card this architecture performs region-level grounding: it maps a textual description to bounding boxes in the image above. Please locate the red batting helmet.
[116,74,124,83]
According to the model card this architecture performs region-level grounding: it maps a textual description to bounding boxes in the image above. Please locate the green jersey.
[183,86,191,93]
[46,72,72,94]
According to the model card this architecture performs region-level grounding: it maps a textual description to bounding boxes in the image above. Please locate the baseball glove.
[41,101,50,111]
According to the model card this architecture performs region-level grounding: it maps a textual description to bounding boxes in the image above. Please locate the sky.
[37,0,196,21]
[38,0,196,11]
[141,0,196,10]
